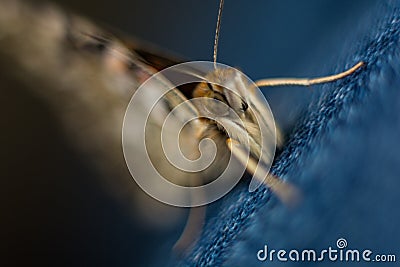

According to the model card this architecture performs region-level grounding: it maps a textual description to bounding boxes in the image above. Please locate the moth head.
[191,67,276,161]
[193,68,250,116]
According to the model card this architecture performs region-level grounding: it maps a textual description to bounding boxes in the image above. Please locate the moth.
[0,0,364,253]
[122,0,363,251]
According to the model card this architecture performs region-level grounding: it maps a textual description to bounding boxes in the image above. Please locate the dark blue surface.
[178,1,400,266]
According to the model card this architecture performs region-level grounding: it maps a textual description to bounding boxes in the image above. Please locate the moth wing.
[0,0,199,224]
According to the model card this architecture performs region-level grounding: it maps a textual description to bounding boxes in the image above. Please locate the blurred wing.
[0,0,193,225]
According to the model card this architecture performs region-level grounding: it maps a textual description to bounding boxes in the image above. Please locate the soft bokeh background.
[1,0,382,266]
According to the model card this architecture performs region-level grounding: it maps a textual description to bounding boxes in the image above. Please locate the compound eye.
[241,101,249,112]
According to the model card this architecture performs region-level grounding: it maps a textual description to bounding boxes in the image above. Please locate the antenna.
[213,0,224,68]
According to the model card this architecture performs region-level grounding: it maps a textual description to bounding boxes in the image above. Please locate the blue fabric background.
[177,1,400,266]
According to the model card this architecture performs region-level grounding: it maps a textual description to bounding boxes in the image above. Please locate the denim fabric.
[178,1,400,266]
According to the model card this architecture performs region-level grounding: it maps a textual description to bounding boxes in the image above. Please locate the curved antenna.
[213,0,224,68]
[255,62,365,87]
